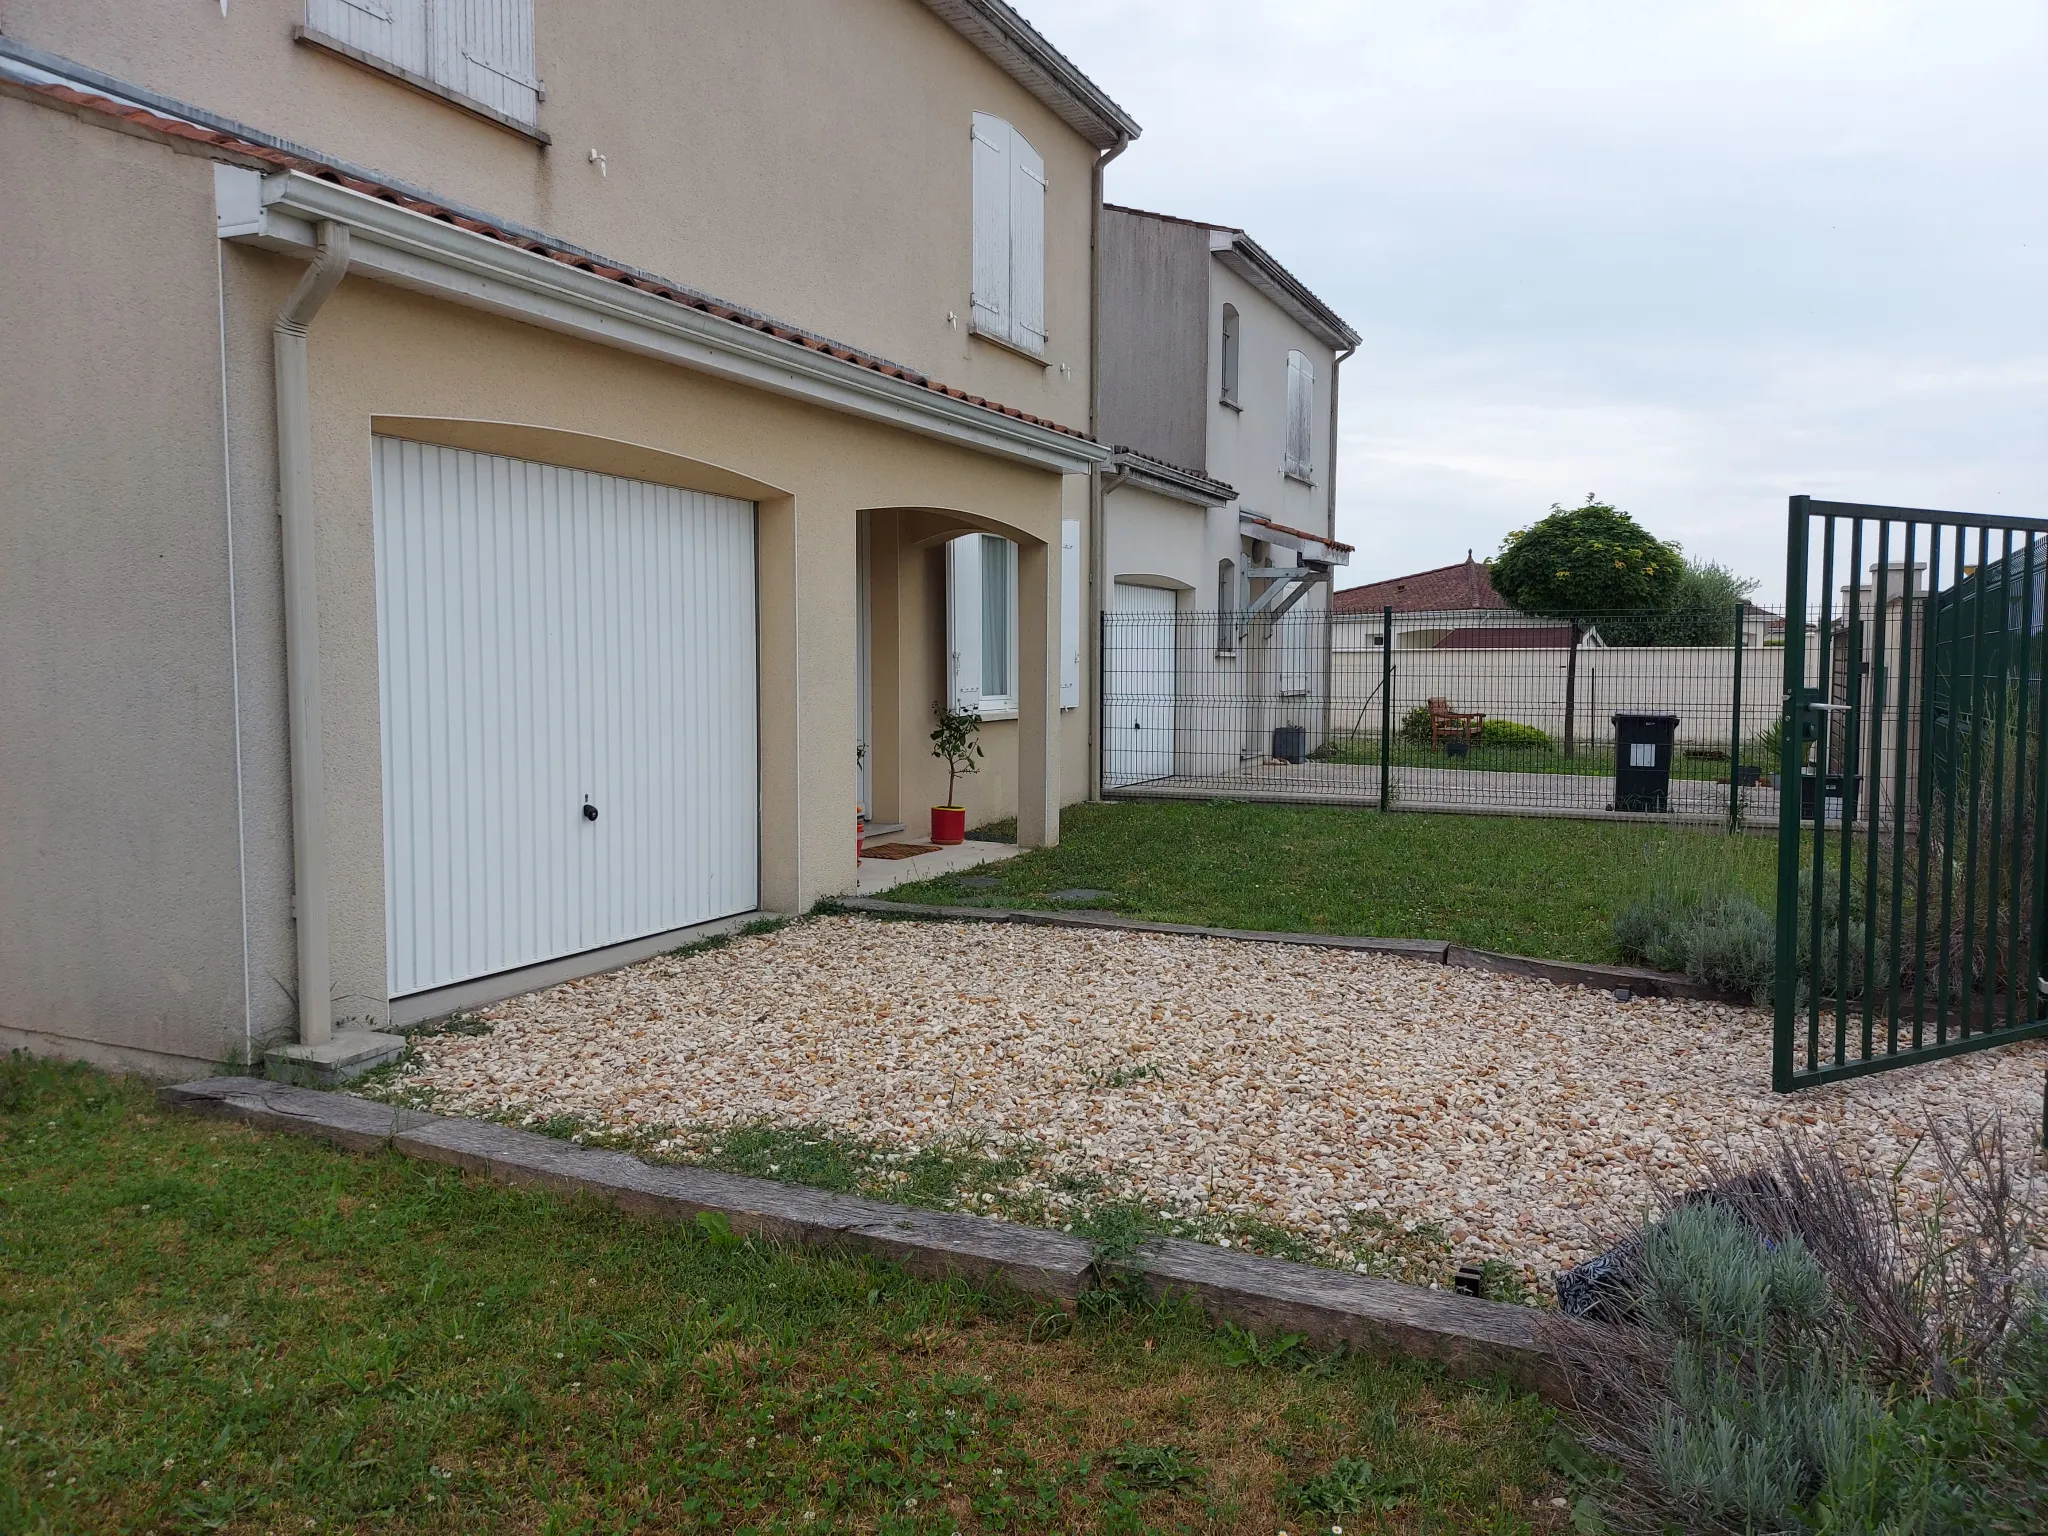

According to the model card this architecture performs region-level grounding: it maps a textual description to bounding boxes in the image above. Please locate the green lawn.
[0,1056,1563,1534]
[884,801,1777,964]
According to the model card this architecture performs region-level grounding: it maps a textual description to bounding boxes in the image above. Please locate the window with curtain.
[947,534,1018,714]
[1219,305,1240,406]
[1284,350,1315,480]
[979,535,1013,703]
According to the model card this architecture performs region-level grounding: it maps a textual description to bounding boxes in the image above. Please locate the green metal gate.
[1774,496,2048,1095]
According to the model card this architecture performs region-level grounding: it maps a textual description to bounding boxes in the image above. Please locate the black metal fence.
[1774,497,2048,1091]
[1100,606,1778,823]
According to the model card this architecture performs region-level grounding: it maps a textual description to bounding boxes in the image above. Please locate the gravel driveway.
[386,915,2047,1283]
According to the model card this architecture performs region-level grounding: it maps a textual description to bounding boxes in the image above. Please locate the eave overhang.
[218,169,1108,473]
[1239,512,1351,567]
[921,0,1140,149]
[1209,231,1360,352]
[1104,449,1236,508]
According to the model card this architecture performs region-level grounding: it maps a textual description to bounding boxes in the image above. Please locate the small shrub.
[1551,1122,2048,1534]
[1396,708,1550,751]
[1482,718,1553,751]
[1614,886,1774,1001]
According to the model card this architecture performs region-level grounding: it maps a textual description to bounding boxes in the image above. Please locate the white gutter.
[1086,134,1132,802]
[270,213,352,1047]
[216,168,1108,475]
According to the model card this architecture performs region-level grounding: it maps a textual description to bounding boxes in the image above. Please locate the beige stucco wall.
[3,89,1087,1066]
[284,268,1079,1023]
[1,0,1098,431]
[0,97,285,1074]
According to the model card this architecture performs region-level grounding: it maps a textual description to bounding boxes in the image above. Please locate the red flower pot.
[930,806,967,845]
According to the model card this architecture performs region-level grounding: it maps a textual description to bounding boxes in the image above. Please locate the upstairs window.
[947,534,1018,715]
[304,0,540,129]
[1219,304,1240,407]
[1284,349,1315,481]
[970,114,1047,358]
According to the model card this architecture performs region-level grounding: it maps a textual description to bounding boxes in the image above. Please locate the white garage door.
[373,438,759,996]
[1103,582,1177,787]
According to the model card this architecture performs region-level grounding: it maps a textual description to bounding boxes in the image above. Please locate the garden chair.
[1427,697,1485,749]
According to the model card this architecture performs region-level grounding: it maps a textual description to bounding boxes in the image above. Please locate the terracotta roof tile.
[1433,625,1575,650]
[6,71,1092,444]
[1239,511,1353,554]
[1333,555,1512,616]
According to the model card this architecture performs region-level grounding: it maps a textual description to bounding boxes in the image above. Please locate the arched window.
[1219,304,1240,407]
[1215,558,1237,654]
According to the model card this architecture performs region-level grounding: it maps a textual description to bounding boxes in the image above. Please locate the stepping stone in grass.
[1049,888,1113,904]
[956,876,1001,890]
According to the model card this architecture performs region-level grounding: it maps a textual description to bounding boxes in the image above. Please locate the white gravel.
[387,915,2048,1283]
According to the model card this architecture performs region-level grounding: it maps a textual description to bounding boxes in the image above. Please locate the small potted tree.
[928,701,982,845]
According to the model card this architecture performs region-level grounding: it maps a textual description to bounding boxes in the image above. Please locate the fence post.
[1379,605,1394,812]
[1730,600,1747,830]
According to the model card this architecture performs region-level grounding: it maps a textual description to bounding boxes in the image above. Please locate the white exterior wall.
[1205,262,1338,542]
[1329,635,1787,751]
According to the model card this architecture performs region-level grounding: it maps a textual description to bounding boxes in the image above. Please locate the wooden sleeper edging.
[159,1076,1569,1399]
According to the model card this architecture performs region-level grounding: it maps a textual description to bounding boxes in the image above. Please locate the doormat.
[861,842,943,860]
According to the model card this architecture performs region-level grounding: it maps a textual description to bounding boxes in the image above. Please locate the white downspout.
[1086,135,1131,802]
[273,220,351,1046]
[1321,342,1355,753]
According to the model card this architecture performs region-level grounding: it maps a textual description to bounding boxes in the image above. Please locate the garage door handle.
[583,801,599,822]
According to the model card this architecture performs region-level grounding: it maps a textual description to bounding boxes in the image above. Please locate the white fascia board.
[1207,230,1358,353]
[220,168,1107,474]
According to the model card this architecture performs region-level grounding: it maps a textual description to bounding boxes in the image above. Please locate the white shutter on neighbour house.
[947,536,984,714]
[1285,351,1315,479]
[970,115,1011,341]
[1060,519,1081,708]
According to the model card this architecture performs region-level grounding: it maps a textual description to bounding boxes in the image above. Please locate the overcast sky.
[1022,0,2048,594]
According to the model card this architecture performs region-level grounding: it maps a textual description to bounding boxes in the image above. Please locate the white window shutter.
[1060,519,1081,708]
[970,115,1011,341]
[443,0,540,125]
[947,535,984,713]
[308,0,427,77]
[1285,351,1314,478]
[1009,132,1047,356]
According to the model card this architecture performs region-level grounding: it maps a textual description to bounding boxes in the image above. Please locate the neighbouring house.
[1331,552,1555,651]
[0,0,1141,1075]
[1334,551,1779,650]
[1092,205,1358,787]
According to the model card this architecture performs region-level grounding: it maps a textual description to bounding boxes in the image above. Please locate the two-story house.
[1092,205,1358,789]
[0,0,1137,1076]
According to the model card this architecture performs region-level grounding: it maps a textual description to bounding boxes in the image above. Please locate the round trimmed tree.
[1491,498,1683,755]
